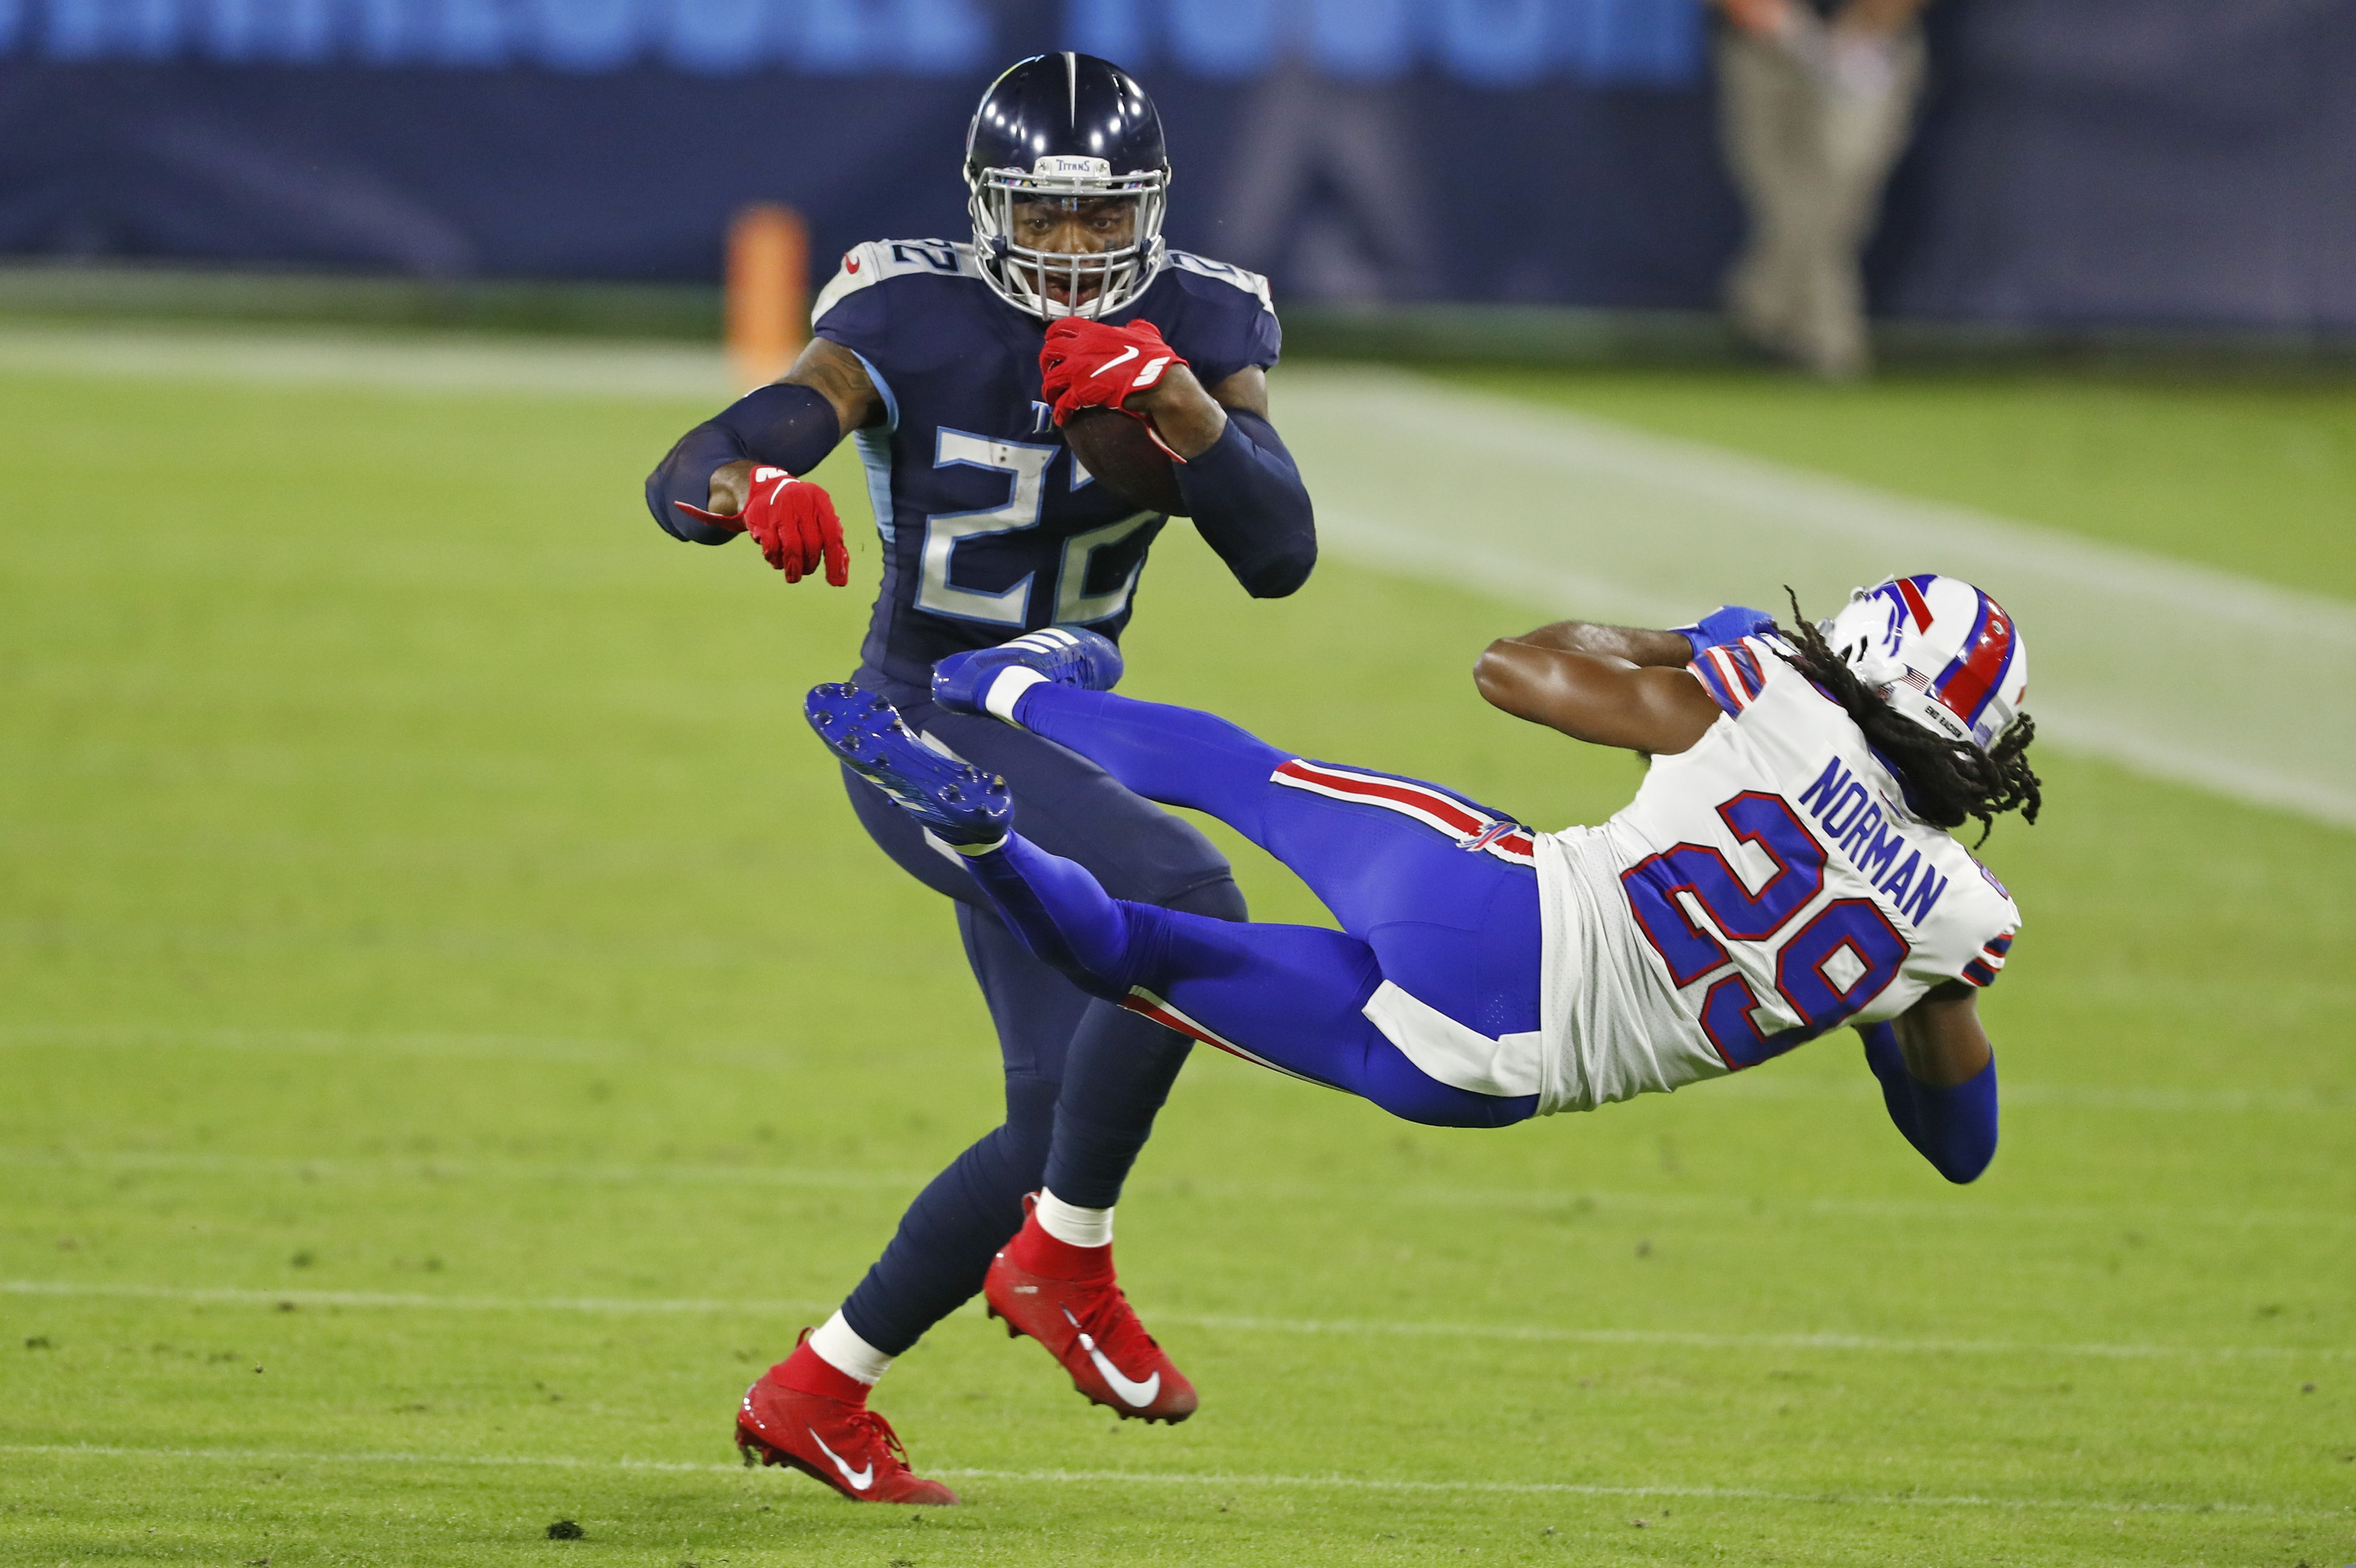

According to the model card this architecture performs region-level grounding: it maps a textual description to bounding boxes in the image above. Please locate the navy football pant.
[835,697,1244,1359]
[970,686,1544,1128]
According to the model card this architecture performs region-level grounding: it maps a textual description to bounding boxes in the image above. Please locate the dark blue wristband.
[644,381,841,544]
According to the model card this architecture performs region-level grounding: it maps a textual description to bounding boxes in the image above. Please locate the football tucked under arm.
[1063,407,1189,517]
[1039,320,1314,598]
[1063,405,1317,598]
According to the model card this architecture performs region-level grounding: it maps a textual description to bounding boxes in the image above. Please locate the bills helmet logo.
[1822,574,2028,750]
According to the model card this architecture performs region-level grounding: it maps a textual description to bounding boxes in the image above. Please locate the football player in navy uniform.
[643,54,1315,1504]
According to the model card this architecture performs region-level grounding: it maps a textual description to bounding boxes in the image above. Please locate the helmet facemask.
[968,156,1167,320]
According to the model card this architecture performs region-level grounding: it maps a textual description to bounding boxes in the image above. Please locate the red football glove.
[1039,318,1189,427]
[675,467,848,586]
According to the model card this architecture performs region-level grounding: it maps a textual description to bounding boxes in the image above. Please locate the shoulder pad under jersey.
[1162,250,1275,314]
[812,240,985,325]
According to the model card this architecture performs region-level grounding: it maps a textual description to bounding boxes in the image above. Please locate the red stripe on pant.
[1272,760,1537,865]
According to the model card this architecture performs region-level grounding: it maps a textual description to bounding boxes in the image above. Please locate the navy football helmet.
[965,53,1169,320]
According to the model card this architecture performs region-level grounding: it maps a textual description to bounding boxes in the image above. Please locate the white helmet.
[1821,574,2028,750]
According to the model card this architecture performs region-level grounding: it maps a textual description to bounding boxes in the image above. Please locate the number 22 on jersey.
[915,429,1156,629]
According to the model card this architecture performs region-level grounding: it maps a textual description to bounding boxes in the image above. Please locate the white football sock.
[985,666,1048,724]
[1034,1187,1114,1248]
[808,1310,894,1385]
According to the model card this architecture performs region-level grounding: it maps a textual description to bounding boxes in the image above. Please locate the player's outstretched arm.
[1861,984,1998,1183]
[1498,620,1696,667]
[1473,625,1725,755]
[642,338,880,544]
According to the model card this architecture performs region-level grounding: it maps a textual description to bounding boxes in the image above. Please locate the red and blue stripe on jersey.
[1961,929,2014,988]
[1687,635,1772,719]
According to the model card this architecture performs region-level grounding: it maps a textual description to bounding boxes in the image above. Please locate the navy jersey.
[811,240,1282,699]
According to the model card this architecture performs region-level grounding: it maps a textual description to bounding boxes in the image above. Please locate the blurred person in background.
[1712,0,1932,377]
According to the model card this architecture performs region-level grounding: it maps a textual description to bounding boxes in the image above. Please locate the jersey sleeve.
[810,241,898,364]
[1959,927,2015,988]
[1896,847,2021,998]
[1684,635,1775,719]
[810,239,981,384]
[1156,251,1282,390]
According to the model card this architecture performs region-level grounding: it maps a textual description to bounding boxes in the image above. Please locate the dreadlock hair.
[1775,588,2041,846]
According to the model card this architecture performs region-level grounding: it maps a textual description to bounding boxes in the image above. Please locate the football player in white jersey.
[804,577,2039,1301]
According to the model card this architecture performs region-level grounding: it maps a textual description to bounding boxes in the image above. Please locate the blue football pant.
[968,685,1544,1129]
[834,697,1243,1358]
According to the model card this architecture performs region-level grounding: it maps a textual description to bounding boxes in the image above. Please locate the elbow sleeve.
[644,381,843,544]
[1176,408,1316,598]
[1864,1024,1998,1184]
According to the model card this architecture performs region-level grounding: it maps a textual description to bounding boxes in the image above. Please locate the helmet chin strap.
[1875,679,1979,749]
[1832,631,1988,750]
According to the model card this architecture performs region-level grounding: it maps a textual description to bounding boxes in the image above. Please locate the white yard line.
[5,1023,2341,1114]
[8,1145,2352,1232]
[1162,1313,2355,1362]
[1274,365,2356,832]
[0,322,729,400]
[0,1022,841,1078]
[6,1143,2351,1231]
[0,1021,640,1063]
[7,327,2350,826]
[0,1146,933,1195]
[932,1468,2337,1517]
[9,1279,2345,1363]
[0,1279,831,1317]
[0,1443,2334,1517]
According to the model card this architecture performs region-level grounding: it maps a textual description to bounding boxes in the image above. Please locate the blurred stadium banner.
[3,0,1701,80]
[0,0,2350,332]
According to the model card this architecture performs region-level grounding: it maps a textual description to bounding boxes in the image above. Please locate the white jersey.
[1528,634,2021,1115]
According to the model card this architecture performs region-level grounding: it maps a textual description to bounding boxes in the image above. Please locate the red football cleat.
[983,1195,1198,1423]
[734,1332,959,1506]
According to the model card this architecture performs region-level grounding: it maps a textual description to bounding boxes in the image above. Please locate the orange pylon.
[727,203,809,392]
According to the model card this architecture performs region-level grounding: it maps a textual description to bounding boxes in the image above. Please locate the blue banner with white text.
[1,0,2350,330]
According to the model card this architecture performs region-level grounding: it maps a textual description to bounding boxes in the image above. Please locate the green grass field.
[3,352,2352,1567]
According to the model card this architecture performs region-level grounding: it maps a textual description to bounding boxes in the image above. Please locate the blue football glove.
[1670,605,1777,662]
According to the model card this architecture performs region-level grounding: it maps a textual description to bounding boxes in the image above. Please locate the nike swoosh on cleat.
[1087,345,1141,379]
[1076,1329,1161,1408]
[808,1428,874,1492]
